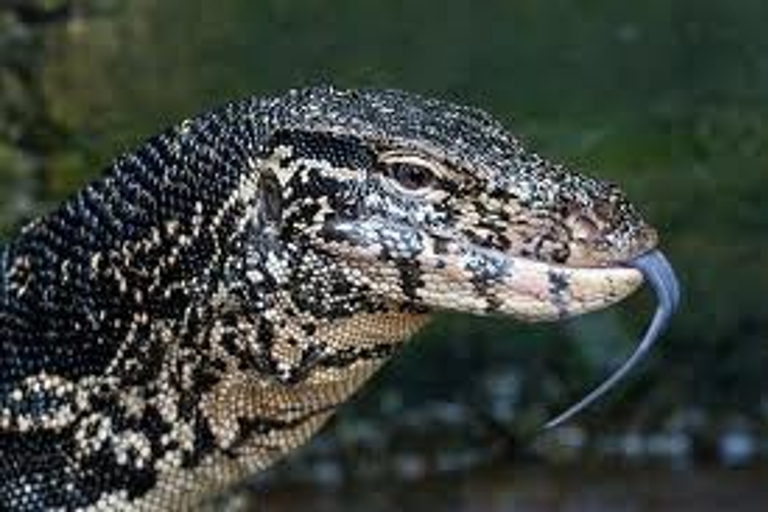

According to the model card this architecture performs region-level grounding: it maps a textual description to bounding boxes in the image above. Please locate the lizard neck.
[0,192,430,510]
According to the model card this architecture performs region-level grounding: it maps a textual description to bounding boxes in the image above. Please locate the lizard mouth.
[544,249,681,428]
[323,217,649,320]
[322,218,680,426]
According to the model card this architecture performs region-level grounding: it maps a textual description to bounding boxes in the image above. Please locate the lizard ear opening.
[256,169,284,227]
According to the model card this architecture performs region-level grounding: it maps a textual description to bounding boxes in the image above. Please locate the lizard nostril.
[568,214,601,242]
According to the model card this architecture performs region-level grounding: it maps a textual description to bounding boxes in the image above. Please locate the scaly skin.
[0,87,658,510]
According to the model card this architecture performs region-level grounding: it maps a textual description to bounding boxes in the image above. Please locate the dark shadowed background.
[2,1,766,510]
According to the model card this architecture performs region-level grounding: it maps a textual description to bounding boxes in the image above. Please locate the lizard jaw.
[321,217,645,321]
[322,219,681,427]
[413,244,645,322]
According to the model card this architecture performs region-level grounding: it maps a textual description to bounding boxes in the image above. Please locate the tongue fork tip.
[543,249,680,430]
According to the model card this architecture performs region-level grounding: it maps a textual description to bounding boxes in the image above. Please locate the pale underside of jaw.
[324,218,680,427]
[415,244,645,322]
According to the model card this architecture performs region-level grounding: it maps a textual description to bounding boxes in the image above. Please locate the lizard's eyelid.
[378,153,446,195]
[384,162,435,190]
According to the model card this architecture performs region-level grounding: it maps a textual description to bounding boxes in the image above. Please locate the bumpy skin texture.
[0,87,657,511]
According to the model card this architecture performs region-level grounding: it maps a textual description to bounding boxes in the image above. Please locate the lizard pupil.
[386,162,434,190]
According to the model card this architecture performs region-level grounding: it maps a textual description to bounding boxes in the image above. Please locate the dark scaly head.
[261,88,657,320]
[253,87,678,423]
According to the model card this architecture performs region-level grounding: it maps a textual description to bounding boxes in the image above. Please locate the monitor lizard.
[0,87,679,511]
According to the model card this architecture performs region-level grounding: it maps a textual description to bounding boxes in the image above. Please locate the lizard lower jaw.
[416,248,645,322]
[498,258,644,321]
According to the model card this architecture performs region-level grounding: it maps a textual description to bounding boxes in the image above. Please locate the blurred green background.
[2,0,767,510]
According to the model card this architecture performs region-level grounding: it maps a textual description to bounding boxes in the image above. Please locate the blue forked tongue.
[544,249,681,429]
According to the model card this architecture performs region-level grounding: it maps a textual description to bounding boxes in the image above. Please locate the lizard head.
[246,87,679,424]
[259,88,661,322]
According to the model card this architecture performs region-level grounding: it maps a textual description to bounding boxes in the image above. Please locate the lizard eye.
[385,162,434,190]
[380,154,440,192]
